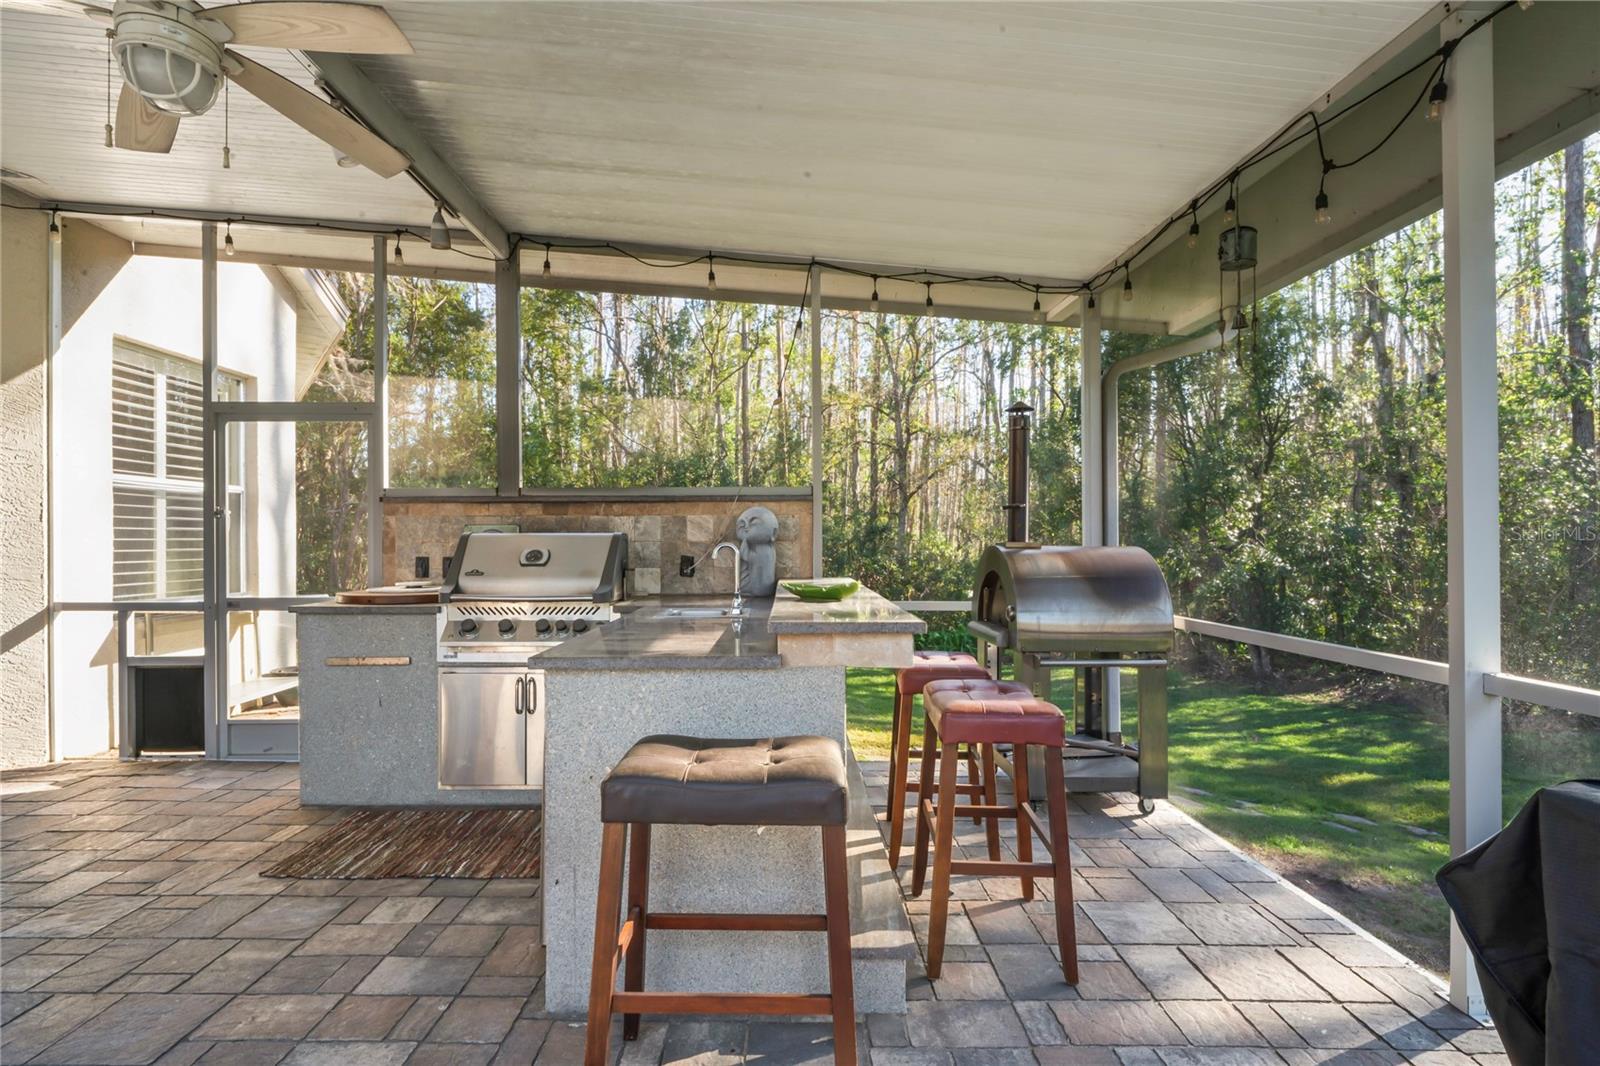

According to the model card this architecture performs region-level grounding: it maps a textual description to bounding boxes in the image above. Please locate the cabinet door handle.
[514,676,526,714]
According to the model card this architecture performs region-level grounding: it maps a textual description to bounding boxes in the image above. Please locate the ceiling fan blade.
[115,84,180,153]
[225,51,409,177]
[205,2,413,53]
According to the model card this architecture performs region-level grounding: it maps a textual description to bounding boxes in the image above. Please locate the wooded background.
[298,137,1596,689]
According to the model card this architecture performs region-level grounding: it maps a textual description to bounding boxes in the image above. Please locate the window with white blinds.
[111,344,243,600]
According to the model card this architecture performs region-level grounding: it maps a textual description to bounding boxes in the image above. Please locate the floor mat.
[263,807,540,879]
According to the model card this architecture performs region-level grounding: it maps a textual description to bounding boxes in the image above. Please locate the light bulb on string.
[924,283,934,312]
[1427,80,1449,121]
[706,255,717,293]
[429,205,450,250]
[49,213,61,246]
[393,235,404,266]
[224,222,235,257]
[1032,286,1044,324]
[1186,202,1200,249]
[1121,269,1133,303]
[1314,188,1331,225]
[1087,292,1096,311]
[869,278,880,313]
[1223,177,1238,226]
[542,244,552,279]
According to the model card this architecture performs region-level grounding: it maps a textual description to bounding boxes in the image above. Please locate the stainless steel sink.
[662,606,747,619]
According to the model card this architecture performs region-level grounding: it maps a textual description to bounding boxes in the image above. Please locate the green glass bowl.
[780,578,861,602]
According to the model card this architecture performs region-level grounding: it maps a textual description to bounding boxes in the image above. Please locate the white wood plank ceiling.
[3,0,1433,284]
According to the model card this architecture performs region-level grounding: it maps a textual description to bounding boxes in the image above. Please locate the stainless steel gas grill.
[969,403,1173,813]
[434,531,628,790]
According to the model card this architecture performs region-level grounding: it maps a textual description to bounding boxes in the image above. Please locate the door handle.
[514,676,525,714]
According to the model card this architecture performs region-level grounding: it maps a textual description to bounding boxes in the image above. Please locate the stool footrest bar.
[950,859,1057,877]
[610,992,834,1016]
[644,912,828,932]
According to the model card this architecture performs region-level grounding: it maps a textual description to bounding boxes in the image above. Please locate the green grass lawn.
[845,666,1600,975]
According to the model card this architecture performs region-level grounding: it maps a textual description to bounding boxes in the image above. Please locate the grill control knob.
[534,619,553,635]
[458,618,478,636]
[571,619,590,634]
[555,621,570,634]
[498,619,516,637]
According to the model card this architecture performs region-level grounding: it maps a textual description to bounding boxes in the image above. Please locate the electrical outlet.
[414,556,430,579]
[679,554,696,577]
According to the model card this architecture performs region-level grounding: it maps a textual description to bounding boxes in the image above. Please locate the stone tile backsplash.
[381,494,814,597]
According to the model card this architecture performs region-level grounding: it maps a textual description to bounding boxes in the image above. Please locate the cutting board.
[335,586,441,605]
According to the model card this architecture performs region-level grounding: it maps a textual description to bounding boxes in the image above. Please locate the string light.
[1032,286,1044,324]
[869,277,880,313]
[224,222,235,257]
[706,254,717,292]
[1427,79,1449,121]
[393,234,404,265]
[429,205,451,250]
[48,213,61,246]
[924,283,934,312]
[1223,176,1238,225]
[1121,266,1133,302]
[1087,292,1096,311]
[542,244,552,279]
[1314,159,1333,224]
[1187,201,1200,249]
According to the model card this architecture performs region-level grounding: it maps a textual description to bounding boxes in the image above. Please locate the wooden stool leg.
[965,743,983,825]
[925,740,961,979]
[888,689,914,868]
[622,823,651,1040]
[1043,753,1079,984]
[981,744,1001,859]
[1012,743,1034,901]
[821,824,858,1065]
[911,716,939,897]
[585,822,627,1065]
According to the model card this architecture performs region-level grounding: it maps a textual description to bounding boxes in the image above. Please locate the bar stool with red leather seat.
[911,678,1078,983]
[887,650,997,869]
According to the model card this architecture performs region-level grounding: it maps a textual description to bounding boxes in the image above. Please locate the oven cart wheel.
[1138,797,1156,816]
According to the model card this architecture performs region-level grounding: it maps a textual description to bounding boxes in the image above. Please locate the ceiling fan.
[68,0,412,176]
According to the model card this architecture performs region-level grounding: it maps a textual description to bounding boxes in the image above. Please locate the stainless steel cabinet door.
[438,668,527,787]
[524,671,545,790]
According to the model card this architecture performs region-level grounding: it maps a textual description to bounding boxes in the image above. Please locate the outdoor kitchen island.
[536,587,923,1016]
[292,586,923,1016]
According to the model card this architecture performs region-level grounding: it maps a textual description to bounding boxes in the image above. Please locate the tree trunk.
[1562,143,1596,454]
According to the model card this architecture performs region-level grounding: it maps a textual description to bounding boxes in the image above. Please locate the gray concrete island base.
[542,666,906,1015]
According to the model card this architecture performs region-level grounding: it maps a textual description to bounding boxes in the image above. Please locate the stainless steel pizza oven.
[969,403,1173,813]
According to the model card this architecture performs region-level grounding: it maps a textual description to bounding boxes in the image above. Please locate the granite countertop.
[765,586,925,634]
[535,589,924,671]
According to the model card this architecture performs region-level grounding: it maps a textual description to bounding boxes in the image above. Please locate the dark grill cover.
[1435,779,1600,1065]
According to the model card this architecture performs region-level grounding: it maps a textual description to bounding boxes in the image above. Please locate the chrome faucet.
[711,541,743,614]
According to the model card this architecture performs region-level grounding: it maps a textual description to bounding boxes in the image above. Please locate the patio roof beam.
[305,52,512,260]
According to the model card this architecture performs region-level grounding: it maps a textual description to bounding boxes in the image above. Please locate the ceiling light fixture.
[429,205,450,250]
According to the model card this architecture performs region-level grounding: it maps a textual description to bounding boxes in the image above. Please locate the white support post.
[495,253,522,497]
[1080,297,1104,547]
[1442,10,1500,1019]
[809,264,824,578]
[200,222,221,759]
[45,213,62,764]
[369,235,389,586]
[1102,366,1123,734]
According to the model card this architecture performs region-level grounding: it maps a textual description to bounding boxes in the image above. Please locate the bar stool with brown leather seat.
[911,678,1078,984]
[584,734,857,1066]
[887,650,996,869]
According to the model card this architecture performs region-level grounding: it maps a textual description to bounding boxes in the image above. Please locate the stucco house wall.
[1,189,52,770]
